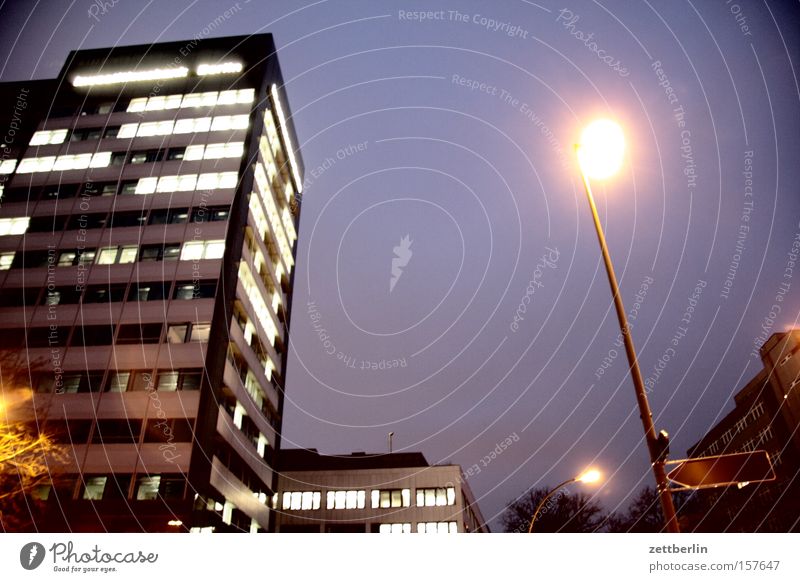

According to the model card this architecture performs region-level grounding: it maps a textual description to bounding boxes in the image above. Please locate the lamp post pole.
[577,153,680,533]
[527,478,576,533]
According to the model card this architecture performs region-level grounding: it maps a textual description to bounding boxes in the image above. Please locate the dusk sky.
[1,0,799,529]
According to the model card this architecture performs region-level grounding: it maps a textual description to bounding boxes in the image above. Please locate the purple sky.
[2,0,799,529]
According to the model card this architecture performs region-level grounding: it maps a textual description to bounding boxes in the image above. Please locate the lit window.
[0,252,15,270]
[136,476,161,500]
[281,491,321,511]
[89,151,112,167]
[217,89,254,105]
[189,323,211,342]
[118,246,138,263]
[378,523,411,534]
[0,217,30,236]
[82,476,107,500]
[30,129,68,145]
[211,115,250,132]
[106,372,130,392]
[174,117,212,134]
[372,489,411,508]
[118,123,138,138]
[96,247,118,265]
[16,156,55,173]
[326,490,366,509]
[270,84,303,193]
[196,62,243,75]
[416,522,458,534]
[135,177,158,195]
[196,172,238,190]
[416,487,456,507]
[127,98,147,112]
[184,145,205,161]
[0,159,17,174]
[180,240,225,261]
[72,67,188,87]
[166,324,188,343]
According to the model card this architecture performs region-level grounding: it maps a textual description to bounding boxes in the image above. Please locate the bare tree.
[502,486,606,533]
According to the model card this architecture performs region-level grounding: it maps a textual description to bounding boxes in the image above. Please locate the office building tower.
[0,34,303,532]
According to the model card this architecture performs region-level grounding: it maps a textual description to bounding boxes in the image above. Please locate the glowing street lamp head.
[577,119,625,180]
[577,469,602,484]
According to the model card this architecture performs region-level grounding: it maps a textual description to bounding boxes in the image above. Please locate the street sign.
[666,450,775,490]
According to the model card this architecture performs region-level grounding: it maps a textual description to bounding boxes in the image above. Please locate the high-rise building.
[0,34,303,532]
[274,449,489,533]
[686,330,800,532]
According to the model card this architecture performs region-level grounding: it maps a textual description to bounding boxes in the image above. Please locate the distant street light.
[576,119,680,533]
[527,469,602,533]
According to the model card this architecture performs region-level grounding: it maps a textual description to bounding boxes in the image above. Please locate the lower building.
[273,449,489,533]
[686,330,800,532]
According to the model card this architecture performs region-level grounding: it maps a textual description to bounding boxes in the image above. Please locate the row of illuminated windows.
[126,88,255,113]
[0,279,217,308]
[0,239,224,271]
[0,322,210,350]
[33,368,203,394]
[31,474,187,503]
[233,301,282,383]
[376,522,459,534]
[6,204,229,237]
[16,142,243,174]
[28,114,250,149]
[0,172,237,207]
[281,487,457,511]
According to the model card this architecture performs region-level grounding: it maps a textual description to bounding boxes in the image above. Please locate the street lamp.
[527,469,602,533]
[576,119,680,533]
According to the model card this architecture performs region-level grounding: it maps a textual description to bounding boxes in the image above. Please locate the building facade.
[686,330,800,532]
[0,34,303,532]
[274,449,489,533]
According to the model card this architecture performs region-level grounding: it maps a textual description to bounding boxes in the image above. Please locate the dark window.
[180,369,202,391]
[129,149,164,165]
[109,210,147,228]
[148,207,189,225]
[70,128,103,142]
[159,475,186,500]
[57,248,96,267]
[116,323,162,344]
[42,184,79,200]
[1,187,36,203]
[173,280,217,300]
[139,244,180,262]
[103,126,121,139]
[143,418,194,443]
[95,102,114,115]
[128,281,170,302]
[104,371,131,392]
[12,250,51,269]
[92,419,142,444]
[130,371,154,392]
[166,147,186,161]
[27,215,68,233]
[103,474,132,500]
[58,372,104,393]
[67,213,108,230]
[26,326,67,348]
[0,287,40,306]
[43,286,83,305]
[83,284,127,303]
[110,152,128,166]
[191,206,230,223]
[82,182,117,197]
[71,324,115,347]
[118,181,139,195]
[48,419,93,444]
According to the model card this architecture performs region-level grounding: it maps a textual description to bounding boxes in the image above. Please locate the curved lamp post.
[527,469,601,533]
[576,119,679,533]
